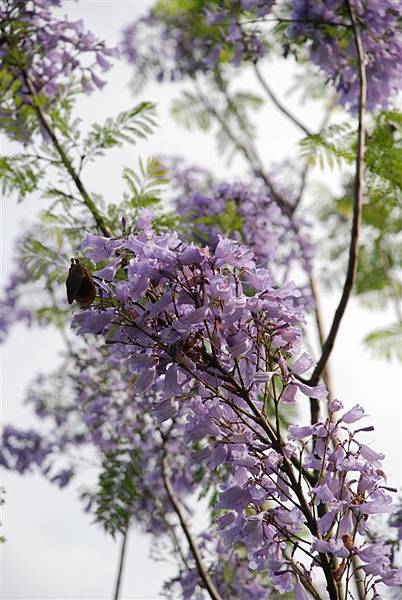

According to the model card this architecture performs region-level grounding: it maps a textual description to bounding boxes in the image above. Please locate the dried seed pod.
[66,258,96,306]
[342,534,355,552]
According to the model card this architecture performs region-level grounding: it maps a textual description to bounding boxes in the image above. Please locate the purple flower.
[291,352,315,375]
[135,366,156,393]
[381,568,402,586]
[281,384,298,404]
[288,424,314,440]
[217,486,252,512]
[1,0,116,142]
[341,404,366,424]
[205,44,222,69]
[295,380,328,400]
[358,444,385,462]
[72,309,115,334]
[59,214,399,596]
[215,237,255,270]
[329,399,343,413]
[288,0,402,110]
[312,538,349,559]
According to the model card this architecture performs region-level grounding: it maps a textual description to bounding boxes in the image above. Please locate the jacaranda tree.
[1,1,401,599]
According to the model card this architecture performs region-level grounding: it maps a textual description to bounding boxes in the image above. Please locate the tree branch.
[194,77,294,219]
[253,63,312,136]
[309,272,334,423]
[113,527,129,600]
[307,1,367,387]
[23,73,112,238]
[160,438,223,600]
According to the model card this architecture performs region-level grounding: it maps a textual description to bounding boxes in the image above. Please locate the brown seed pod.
[66,258,96,306]
[342,534,355,552]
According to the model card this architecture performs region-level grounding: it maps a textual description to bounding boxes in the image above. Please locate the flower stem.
[160,438,223,600]
[23,73,112,238]
[308,0,367,388]
[253,63,312,136]
[113,527,129,600]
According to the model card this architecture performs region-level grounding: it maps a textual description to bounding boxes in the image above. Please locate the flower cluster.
[122,0,402,111]
[164,535,270,600]
[0,269,32,344]
[167,158,314,304]
[0,0,115,100]
[121,1,272,84]
[2,334,277,595]
[68,213,401,596]
[1,2,401,595]
[0,338,203,536]
[293,400,401,590]
[3,212,401,596]
[0,425,53,475]
[289,0,402,111]
[74,210,317,403]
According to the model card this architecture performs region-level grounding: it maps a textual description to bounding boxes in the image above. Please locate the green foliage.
[363,323,402,363]
[82,102,157,163]
[92,446,142,537]
[365,110,402,193]
[171,81,263,164]
[190,200,244,242]
[0,154,45,201]
[9,216,79,329]
[1,90,175,337]
[35,305,68,329]
[0,67,38,142]
[271,591,294,600]
[217,87,263,162]
[17,233,67,283]
[155,0,203,16]
[103,156,176,233]
[300,121,355,169]
[286,64,334,104]
[172,90,212,131]
[214,200,244,236]
[122,156,169,209]
[314,110,402,361]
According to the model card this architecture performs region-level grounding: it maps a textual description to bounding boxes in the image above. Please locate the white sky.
[1,1,401,599]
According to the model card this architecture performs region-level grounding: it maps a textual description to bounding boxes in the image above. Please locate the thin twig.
[283,551,324,600]
[194,77,294,219]
[253,63,312,136]
[160,437,223,600]
[23,73,112,238]
[309,272,334,423]
[241,16,351,29]
[351,554,366,600]
[307,1,367,388]
[113,527,129,600]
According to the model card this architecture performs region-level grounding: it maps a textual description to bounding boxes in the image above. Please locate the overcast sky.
[1,2,401,599]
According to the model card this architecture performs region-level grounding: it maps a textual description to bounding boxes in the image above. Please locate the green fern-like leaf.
[122,157,169,210]
[363,323,402,362]
[93,446,142,536]
[171,90,212,131]
[0,155,44,201]
[82,102,157,162]
[299,121,355,169]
